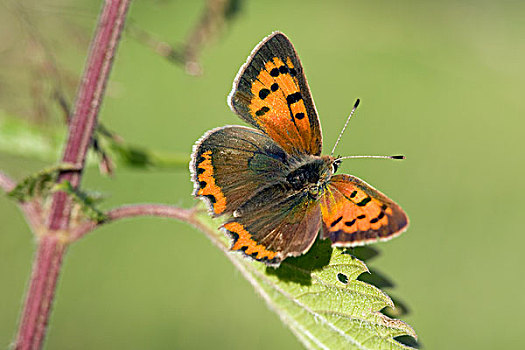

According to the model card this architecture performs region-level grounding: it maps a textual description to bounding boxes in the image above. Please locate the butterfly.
[190,32,408,266]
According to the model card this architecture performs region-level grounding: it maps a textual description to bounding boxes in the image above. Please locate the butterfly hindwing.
[228,32,322,156]
[191,126,291,216]
[320,174,409,246]
[223,184,321,265]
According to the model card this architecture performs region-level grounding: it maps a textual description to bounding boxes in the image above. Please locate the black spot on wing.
[204,194,216,204]
[259,88,270,99]
[344,219,356,227]
[227,229,239,242]
[356,197,371,207]
[331,216,343,227]
[255,106,270,116]
[286,92,303,105]
[370,211,385,224]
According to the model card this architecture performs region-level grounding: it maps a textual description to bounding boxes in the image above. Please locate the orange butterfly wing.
[228,32,322,156]
[320,174,409,246]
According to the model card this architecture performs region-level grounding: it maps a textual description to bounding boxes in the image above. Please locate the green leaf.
[197,210,417,350]
[53,181,107,223]
[7,163,79,202]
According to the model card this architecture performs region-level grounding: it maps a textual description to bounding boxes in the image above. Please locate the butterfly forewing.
[320,174,409,246]
[228,32,322,156]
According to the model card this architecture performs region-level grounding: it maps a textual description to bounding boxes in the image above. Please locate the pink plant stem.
[70,205,196,241]
[50,0,131,231]
[14,1,131,349]
[16,237,67,350]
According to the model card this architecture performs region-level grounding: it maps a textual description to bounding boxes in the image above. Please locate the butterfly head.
[332,157,342,174]
[306,155,338,199]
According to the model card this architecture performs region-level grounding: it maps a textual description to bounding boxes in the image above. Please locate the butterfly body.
[190,32,408,266]
[284,155,334,197]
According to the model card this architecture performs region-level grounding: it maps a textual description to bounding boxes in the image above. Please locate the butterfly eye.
[332,160,340,173]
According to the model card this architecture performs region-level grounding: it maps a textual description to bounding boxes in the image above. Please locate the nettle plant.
[0,1,418,349]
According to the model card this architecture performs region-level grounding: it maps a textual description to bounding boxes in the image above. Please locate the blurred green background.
[1,0,524,349]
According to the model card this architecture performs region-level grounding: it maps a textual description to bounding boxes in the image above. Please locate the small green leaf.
[7,163,78,202]
[197,210,417,350]
[104,137,188,170]
[53,181,107,223]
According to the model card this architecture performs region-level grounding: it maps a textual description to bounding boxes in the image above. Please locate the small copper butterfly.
[190,32,408,266]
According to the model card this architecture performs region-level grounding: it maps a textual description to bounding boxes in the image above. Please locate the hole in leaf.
[337,273,348,284]
[394,335,421,349]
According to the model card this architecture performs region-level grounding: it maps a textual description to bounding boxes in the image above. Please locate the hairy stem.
[70,204,197,241]
[49,0,130,231]
[15,237,67,350]
[14,1,131,349]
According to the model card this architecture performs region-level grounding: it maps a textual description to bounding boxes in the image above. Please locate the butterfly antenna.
[330,98,360,156]
[337,155,406,161]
